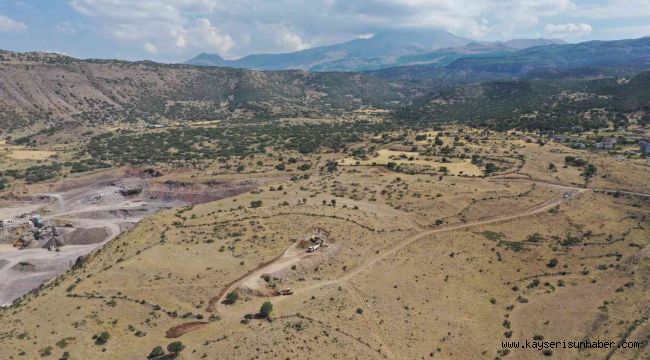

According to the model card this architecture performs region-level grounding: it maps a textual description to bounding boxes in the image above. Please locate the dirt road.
[169,185,588,340]
[169,178,650,339]
[208,241,320,317]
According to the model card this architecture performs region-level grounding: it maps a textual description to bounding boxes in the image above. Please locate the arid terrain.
[0,123,648,360]
[2,6,650,358]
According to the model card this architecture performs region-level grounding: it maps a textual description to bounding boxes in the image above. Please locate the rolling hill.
[1,36,650,137]
[0,50,406,131]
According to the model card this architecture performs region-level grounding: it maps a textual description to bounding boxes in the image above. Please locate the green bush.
[167,341,185,353]
[148,346,164,358]
[259,301,273,318]
[225,292,238,305]
[94,331,110,345]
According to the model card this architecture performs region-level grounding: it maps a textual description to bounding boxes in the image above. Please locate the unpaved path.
[208,242,317,318]
[170,179,650,338]
[171,186,586,339]
[490,177,650,198]
[288,188,582,301]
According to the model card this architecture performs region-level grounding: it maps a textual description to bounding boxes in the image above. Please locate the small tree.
[582,164,597,178]
[250,200,263,208]
[325,160,338,173]
[94,331,110,345]
[225,292,238,305]
[259,301,273,318]
[148,346,165,358]
[167,341,185,354]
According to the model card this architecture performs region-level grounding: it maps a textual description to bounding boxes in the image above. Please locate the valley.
[1,120,648,359]
[0,25,649,360]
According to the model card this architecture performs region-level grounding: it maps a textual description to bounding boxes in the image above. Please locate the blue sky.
[0,0,649,63]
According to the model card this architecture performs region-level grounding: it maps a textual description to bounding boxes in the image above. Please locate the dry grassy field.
[0,126,648,360]
[4,149,56,160]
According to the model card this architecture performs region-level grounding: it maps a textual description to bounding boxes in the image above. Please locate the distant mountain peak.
[186,53,226,66]
[499,38,566,49]
[184,31,568,71]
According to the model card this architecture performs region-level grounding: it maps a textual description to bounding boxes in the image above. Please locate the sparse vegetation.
[259,301,273,318]
[224,292,239,305]
[93,332,110,346]
[167,341,185,354]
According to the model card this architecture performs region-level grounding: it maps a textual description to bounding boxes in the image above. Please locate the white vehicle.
[278,288,294,296]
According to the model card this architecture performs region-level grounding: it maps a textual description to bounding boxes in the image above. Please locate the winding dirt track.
[169,180,650,339]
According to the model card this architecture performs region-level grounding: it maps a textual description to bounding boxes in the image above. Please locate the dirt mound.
[238,285,277,297]
[10,262,37,272]
[118,188,142,197]
[165,322,208,338]
[9,259,64,273]
[66,208,150,220]
[63,228,108,245]
[148,178,260,204]
[40,238,65,249]
[141,168,163,178]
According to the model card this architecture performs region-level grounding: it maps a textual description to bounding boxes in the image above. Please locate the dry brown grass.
[5,149,56,160]
[0,127,648,360]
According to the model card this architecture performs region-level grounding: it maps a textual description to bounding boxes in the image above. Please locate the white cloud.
[600,24,650,39]
[56,21,83,35]
[278,31,308,51]
[69,0,233,57]
[144,42,159,54]
[544,22,593,38]
[0,14,27,32]
[578,0,650,19]
[265,25,309,51]
[66,0,648,60]
[186,18,234,53]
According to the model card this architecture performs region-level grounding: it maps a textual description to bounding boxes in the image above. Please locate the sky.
[0,0,649,63]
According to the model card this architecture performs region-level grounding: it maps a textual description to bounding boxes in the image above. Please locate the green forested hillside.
[394,71,650,131]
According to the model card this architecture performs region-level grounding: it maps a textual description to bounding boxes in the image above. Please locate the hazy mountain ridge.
[446,37,650,74]
[1,36,650,135]
[185,29,565,71]
[367,37,650,84]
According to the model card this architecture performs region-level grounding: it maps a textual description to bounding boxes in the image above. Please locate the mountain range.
[368,37,650,84]
[185,29,565,72]
[1,34,650,135]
